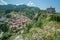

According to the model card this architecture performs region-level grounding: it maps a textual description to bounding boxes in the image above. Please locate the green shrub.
[50,14,60,22]
[1,32,12,40]
[0,23,9,32]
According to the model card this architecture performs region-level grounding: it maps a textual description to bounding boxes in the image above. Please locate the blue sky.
[0,0,60,12]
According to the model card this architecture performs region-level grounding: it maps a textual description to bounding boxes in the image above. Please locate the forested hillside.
[0,4,60,40]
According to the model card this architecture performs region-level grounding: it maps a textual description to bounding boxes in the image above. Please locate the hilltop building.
[47,7,56,14]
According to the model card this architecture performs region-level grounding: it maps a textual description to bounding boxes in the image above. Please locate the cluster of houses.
[0,14,31,31]
[9,14,31,30]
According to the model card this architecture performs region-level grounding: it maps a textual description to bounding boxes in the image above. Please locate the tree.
[23,23,32,33]
[1,32,12,40]
[50,14,60,22]
[0,22,9,32]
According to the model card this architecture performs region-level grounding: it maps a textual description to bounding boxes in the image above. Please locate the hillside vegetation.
[0,5,60,40]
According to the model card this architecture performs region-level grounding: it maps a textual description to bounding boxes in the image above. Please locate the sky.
[0,0,60,12]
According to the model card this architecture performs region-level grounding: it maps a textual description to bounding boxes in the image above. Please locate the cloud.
[16,3,24,6]
[16,4,20,6]
[27,1,36,6]
[0,0,8,5]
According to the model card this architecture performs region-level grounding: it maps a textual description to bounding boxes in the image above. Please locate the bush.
[1,32,12,40]
[50,14,60,22]
[23,23,33,34]
[0,22,9,32]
